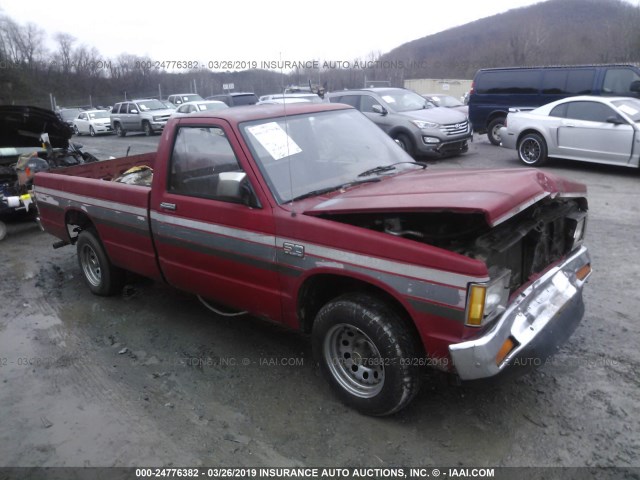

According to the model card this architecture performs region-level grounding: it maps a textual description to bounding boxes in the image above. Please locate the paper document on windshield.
[618,104,638,116]
[247,122,302,160]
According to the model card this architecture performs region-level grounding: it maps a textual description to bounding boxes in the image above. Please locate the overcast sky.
[2,0,548,66]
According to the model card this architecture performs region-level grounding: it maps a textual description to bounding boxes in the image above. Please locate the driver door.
[150,119,281,320]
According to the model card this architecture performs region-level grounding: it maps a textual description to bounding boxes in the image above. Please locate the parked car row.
[468,63,640,145]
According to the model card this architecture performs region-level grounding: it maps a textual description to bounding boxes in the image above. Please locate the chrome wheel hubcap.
[324,323,385,398]
[80,244,101,287]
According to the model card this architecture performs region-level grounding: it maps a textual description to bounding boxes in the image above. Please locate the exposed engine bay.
[316,197,587,293]
[0,105,99,238]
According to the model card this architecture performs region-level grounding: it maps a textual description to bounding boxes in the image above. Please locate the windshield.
[88,111,109,119]
[241,109,416,204]
[59,109,81,121]
[431,95,463,107]
[136,100,167,111]
[182,94,203,102]
[378,90,428,112]
[612,98,640,122]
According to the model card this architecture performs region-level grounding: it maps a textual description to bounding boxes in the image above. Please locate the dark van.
[469,64,640,145]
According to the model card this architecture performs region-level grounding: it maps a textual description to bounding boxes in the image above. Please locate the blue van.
[468,64,640,145]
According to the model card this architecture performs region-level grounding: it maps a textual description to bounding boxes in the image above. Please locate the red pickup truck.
[34,103,591,416]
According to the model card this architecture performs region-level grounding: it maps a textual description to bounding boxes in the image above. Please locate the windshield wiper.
[291,178,381,202]
[357,161,426,178]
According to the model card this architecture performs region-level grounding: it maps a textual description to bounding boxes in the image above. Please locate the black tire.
[487,116,506,146]
[76,229,125,296]
[393,133,415,157]
[518,132,548,166]
[115,123,126,137]
[143,121,153,136]
[89,126,96,137]
[73,125,80,135]
[312,293,422,416]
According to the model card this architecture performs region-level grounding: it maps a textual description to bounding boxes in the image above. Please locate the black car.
[205,92,258,107]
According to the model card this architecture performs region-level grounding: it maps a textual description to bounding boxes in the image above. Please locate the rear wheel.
[312,293,422,416]
[518,132,548,166]
[73,125,80,135]
[487,116,506,146]
[77,229,125,296]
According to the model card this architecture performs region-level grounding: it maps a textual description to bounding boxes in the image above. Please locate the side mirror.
[630,80,640,93]
[130,109,139,114]
[372,105,387,116]
[217,172,261,207]
[606,116,625,125]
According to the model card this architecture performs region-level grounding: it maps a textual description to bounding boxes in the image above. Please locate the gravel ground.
[0,132,639,475]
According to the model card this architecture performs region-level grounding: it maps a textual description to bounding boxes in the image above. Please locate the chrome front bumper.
[449,246,591,380]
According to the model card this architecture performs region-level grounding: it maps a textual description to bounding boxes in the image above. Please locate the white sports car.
[499,95,640,167]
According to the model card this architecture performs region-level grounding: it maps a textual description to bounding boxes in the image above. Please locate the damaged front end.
[313,193,590,380]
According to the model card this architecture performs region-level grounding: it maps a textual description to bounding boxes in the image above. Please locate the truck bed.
[34,152,162,281]
[51,152,156,180]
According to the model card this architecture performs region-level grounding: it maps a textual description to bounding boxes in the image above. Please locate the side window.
[565,101,617,123]
[476,70,541,94]
[565,70,595,94]
[360,95,382,112]
[112,103,121,114]
[603,68,640,95]
[542,71,568,94]
[127,103,138,114]
[549,104,567,118]
[169,126,248,203]
[335,95,360,109]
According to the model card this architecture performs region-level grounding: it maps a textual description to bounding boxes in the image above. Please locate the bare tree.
[54,32,76,74]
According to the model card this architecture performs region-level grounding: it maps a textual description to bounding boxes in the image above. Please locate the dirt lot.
[1,132,639,473]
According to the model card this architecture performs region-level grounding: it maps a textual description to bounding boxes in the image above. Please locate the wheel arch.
[516,128,549,148]
[296,273,424,354]
[486,110,508,127]
[65,208,97,243]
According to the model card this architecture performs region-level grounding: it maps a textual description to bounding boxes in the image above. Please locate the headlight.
[153,116,162,122]
[465,269,511,327]
[566,211,587,250]
[411,120,440,129]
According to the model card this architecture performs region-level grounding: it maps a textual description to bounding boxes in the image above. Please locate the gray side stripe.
[35,186,148,217]
[36,189,149,232]
[150,213,485,289]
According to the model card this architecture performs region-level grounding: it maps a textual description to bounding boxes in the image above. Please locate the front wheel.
[73,125,80,135]
[518,132,548,166]
[312,293,422,416]
[393,133,415,158]
[77,229,125,296]
[89,126,96,137]
[487,117,506,146]
[143,121,153,136]
[115,123,126,137]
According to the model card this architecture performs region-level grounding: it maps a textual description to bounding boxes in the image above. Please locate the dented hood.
[0,105,72,151]
[305,168,586,226]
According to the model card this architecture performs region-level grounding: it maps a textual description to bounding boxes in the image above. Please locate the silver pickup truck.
[110,99,175,137]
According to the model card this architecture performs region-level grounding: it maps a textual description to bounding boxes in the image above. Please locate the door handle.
[160,202,176,211]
